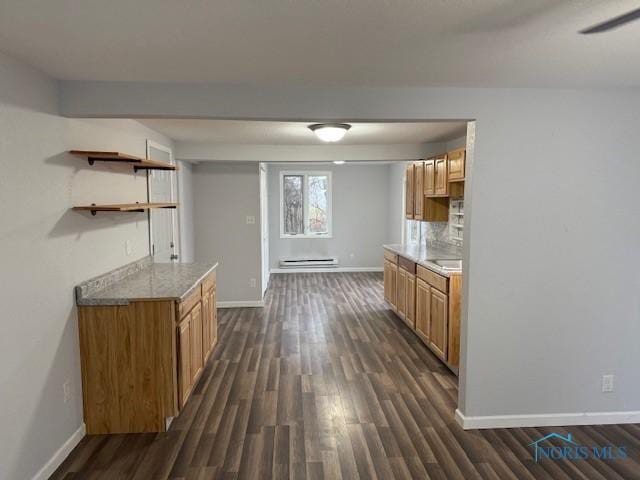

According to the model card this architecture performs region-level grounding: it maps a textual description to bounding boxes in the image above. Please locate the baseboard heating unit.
[279,257,338,268]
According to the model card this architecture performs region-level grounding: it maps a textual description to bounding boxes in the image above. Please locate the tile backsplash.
[414,198,464,249]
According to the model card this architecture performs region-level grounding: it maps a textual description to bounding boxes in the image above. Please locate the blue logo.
[529,432,627,463]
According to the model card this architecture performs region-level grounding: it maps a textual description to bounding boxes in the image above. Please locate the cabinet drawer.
[384,250,398,264]
[417,265,448,293]
[398,256,416,274]
[201,270,216,295]
[179,287,201,318]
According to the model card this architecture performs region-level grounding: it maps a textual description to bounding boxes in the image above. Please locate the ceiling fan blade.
[580,7,640,34]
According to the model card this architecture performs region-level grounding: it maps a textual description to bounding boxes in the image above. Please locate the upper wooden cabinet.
[424,159,435,196]
[405,163,415,219]
[413,161,424,220]
[447,148,465,181]
[434,155,448,196]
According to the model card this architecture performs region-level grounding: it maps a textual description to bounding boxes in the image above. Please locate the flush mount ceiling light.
[308,123,351,142]
[333,160,345,165]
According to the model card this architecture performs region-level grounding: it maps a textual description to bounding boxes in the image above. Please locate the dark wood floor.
[53,272,640,479]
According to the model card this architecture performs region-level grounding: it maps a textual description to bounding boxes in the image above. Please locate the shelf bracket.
[88,158,95,166]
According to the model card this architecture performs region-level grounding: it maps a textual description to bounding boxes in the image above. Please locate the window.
[280,171,332,238]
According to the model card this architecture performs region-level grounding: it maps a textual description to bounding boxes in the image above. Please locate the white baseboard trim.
[270,267,383,274]
[455,408,640,430]
[32,423,85,480]
[217,300,265,308]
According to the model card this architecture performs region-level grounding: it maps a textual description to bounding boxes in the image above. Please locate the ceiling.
[138,120,467,145]
[1,1,639,88]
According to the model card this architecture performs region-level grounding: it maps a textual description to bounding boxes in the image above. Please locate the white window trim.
[279,171,333,239]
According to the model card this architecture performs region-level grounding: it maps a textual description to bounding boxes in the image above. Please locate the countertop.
[76,259,218,306]
[383,243,462,277]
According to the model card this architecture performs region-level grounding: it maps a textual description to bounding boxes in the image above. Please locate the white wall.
[387,162,406,245]
[268,163,389,270]
[192,162,262,303]
[0,52,174,480]
[60,80,640,426]
[177,160,195,262]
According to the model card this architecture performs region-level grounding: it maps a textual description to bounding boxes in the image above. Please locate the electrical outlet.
[249,278,257,288]
[602,374,614,393]
[246,215,256,225]
[125,240,132,256]
[63,380,71,403]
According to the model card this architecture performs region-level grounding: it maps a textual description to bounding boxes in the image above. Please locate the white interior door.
[259,164,270,296]
[147,141,179,263]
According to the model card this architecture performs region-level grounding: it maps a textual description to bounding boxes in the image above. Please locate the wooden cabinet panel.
[434,155,448,196]
[415,278,430,343]
[383,259,398,308]
[190,303,203,382]
[178,315,192,408]
[204,287,217,354]
[210,289,217,348]
[429,288,448,361]
[405,272,416,330]
[384,250,398,263]
[417,265,448,293]
[202,292,211,360]
[424,159,435,196]
[414,161,424,220]
[423,197,449,222]
[447,274,462,368]
[405,163,414,219]
[448,148,465,181]
[397,268,407,319]
[179,287,201,318]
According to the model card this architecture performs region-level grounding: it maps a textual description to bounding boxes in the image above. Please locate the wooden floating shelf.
[70,150,177,172]
[73,202,178,216]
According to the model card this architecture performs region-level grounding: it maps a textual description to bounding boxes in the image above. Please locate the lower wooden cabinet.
[189,302,204,382]
[384,249,462,373]
[428,287,448,360]
[397,267,407,319]
[77,267,218,434]
[177,272,217,410]
[383,259,398,308]
[415,278,431,343]
[178,316,192,407]
[405,272,415,329]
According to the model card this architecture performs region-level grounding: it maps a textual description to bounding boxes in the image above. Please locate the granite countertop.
[76,257,218,306]
[383,243,462,277]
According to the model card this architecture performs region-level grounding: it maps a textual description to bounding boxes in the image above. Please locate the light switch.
[246,216,256,225]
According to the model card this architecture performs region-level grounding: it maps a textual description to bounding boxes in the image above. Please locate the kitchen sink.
[430,259,462,270]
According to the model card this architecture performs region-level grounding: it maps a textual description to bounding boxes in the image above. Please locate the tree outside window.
[281,172,332,238]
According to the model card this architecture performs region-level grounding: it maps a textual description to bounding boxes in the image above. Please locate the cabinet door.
[429,288,448,360]
[448,148,465,181]
[383,259,392,303]
[424,159,435,196]
[397,268,407,319]
[405,273,416,329]
[434,156,448,196]
[414,161,424,220]
[210,289,217,349]
[405,163,414,219]
[415,278,431,343]
[384,260,398,307]
[190,303,203,382]
[202,292,211,361]
[178,315,192,408]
